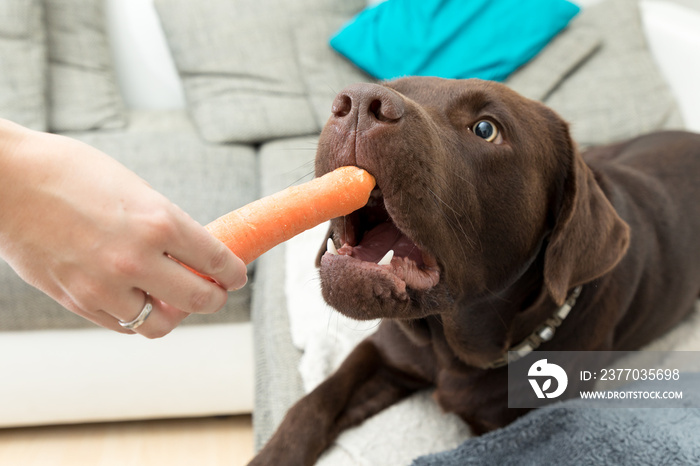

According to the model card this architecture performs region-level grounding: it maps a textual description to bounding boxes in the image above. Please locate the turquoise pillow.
[330,0,580,81]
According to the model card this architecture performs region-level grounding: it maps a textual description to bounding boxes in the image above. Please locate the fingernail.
[228,273,248,291]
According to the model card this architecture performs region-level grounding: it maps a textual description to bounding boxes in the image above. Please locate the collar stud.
[486,286,582,369]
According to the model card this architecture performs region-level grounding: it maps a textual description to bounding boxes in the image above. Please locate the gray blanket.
[412,374,700,466]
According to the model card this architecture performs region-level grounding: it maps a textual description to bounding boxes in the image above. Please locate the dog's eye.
[473,120,500,143]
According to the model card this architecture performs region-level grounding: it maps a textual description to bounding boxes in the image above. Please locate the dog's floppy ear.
[544,152,630,305]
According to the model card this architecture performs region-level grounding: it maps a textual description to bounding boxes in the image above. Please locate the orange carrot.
[206,166,375,265]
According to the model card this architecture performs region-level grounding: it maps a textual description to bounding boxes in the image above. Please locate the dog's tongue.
[325,221,440,293]
[352,222,423,264]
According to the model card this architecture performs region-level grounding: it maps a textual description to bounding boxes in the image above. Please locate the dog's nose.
[331,83,404,131]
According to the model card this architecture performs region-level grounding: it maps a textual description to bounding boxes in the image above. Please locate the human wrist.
[0,118,32,162]
[0,119,37,242]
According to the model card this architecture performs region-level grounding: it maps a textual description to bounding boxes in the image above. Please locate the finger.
[140,254,230,315]
[166,212,248,291]
[49,283,137,335]
[55,279,183,337]
[105,289,187,339]
[108,288,154,324]
[89,310,138,334]
[131,297,188,339]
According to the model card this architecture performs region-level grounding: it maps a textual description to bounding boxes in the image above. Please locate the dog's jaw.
[318,186,442,320]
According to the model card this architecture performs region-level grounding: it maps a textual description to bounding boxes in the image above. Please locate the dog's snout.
[331,83,404,131]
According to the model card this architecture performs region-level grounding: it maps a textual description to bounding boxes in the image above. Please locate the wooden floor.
[0,415,254,466]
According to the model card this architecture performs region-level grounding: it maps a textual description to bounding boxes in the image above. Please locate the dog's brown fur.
[250,77,700,465]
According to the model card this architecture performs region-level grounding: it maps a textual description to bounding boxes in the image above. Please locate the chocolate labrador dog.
[250,77,700,465]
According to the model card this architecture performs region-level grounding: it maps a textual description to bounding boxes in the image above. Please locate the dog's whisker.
[451,171,477,190]
[430,172,483,252]
[427,192,470,266]
[284,147,317,152]
[325,311,344,343]
[287,171,316,188]
[324,83,340,95]
[486,295,511,331]
[427,188,477,250]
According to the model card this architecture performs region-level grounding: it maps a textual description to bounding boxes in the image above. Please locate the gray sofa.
[247,0,687,452]
[0,0,692,456]
[1,0,254,334]
[1,0,260,427]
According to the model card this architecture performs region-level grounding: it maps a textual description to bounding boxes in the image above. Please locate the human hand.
[0,119,248,337]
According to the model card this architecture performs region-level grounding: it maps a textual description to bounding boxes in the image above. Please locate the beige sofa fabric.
[45,0,127,131]
[154,0,366,144]
[0,0,47,130]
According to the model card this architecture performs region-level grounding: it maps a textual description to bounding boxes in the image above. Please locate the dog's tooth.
[327,238,339,256]
[377,250,394,266]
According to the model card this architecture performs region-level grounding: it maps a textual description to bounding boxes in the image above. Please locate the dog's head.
[316,77,629,321]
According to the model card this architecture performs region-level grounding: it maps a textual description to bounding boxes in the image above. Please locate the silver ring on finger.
[118,293,154,330]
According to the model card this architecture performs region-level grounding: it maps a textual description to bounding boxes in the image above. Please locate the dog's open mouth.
[322,186,441,294]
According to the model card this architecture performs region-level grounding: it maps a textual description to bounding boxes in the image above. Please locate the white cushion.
[641,0,700,131]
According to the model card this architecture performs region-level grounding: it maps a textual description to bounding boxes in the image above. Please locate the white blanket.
[285,224,471,466]
[285,222,700,466]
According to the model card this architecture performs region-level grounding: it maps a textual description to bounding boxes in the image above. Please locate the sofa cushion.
[45,0,127,132]
[510,0,683,146]
[640,0,700,132]
[505,26,602,102]
[330,0,581,81]
[0,0,47,130]
[154,0,314,144]
[252,136,316,449]
[293,14,376,128]
[0,111,256,331]
[154,0,365,144]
